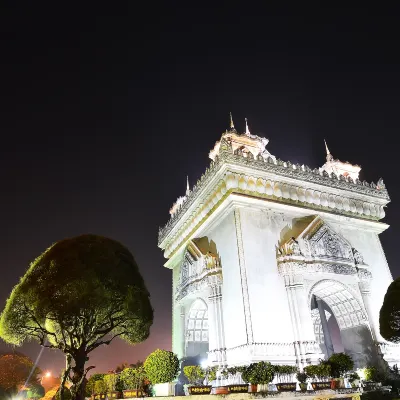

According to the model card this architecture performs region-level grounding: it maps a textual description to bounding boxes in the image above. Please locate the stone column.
[282,266,322,368]
[358,279,379,341]
[315,296,334,357]
[180,306,186,358]
[208,282,226,365]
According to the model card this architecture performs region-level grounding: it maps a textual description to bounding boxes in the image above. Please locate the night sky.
[1,3,400,375]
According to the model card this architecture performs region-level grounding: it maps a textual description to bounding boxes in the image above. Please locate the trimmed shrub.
[327,353,354,378]
[242,362,275,385]
[183,366,205,385]
[94,380,107,394]
[304,363,331,381]
[144,349,179,384]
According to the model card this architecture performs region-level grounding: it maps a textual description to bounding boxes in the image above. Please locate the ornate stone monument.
[158,117,400,368]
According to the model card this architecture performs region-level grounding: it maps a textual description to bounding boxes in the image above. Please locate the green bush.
[27,384,45,399]
[327,353,354,378]
[304,363,331,381]
[121,367,147,390]
[296,372,308,384]
[183,366,205,385]
[144,349,179,384]
[205,366,217,382]
[242,362,275,385]
[94,380,107,394]
[274,365,298,382]
[104,374,118,393]
[86,374,106,396]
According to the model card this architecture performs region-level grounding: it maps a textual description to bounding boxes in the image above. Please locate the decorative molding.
[234,209,254,344]
[159,141,389,247]
[160,169,388,257]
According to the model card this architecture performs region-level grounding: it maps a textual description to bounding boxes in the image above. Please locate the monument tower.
[158,117,400,368]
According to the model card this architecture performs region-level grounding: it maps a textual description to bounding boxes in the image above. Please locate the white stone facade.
[158,123,400,368]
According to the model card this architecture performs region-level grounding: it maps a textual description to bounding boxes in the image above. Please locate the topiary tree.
[242,362,275,385]
[0,235,153,400]
[144,349,179,384]
[103,374,118,394]
[121,367,147,391]
[183,366,205,386]
[380,278,400,343]
[304,363,331,381]
[85,374,106,397]
[94,380,107,395]
[327,353,354,378]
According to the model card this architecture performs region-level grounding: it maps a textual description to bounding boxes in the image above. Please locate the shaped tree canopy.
[380,278,400,343]
[0,234,153,400]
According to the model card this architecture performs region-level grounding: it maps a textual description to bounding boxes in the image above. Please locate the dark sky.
[1,3,400,375]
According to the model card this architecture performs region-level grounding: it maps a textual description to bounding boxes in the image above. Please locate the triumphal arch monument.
[158,118,400,368]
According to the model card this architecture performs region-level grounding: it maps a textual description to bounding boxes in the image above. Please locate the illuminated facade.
[158,117,399,368]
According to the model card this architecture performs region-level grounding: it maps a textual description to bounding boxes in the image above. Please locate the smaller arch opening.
[186,299,209,358]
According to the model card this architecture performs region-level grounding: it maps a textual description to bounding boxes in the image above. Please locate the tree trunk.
[70,351,87,400]
[60,355,72,400]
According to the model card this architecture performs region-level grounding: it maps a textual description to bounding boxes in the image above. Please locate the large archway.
[186,299,209,358]
[309,280,377,368]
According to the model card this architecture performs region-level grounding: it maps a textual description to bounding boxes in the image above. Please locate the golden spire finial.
[245,118,251,136]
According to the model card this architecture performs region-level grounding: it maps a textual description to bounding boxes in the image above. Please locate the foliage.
[86,374,106,396]
[0,353,41,391]
[121,367,147,390]
[94,380,107,394]
[144,349,179,384]
[242,362,275,385]
[27,384,45,399]
[348,372,360,383]
[115,361,143,373]
[183,366,205,386]
[274,365,298,382]
[327,353,354,378]
[363,366,388,383]
[296,372,308,384]
[304,363,331,381]
[205,367,217,382]
[380,279,400,343]
[104,374,118,393]
[0,235,153,400]
[115,375,125,392]
[55,387,72,400]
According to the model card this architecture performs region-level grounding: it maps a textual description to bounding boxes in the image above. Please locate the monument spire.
[186,176,190,196]
[245,118,251,136]
[324,139,333,162]
[230,112,235,130]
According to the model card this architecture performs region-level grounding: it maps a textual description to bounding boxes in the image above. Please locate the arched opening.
[309,280,377,368]
[185,299,209,358]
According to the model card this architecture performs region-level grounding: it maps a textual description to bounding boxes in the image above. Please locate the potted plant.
[225,367,248,393]
[121,366,147,398]
[104,373,121,399]
[94,380,107,400]
[183,366,210,395]
[144,349,180,397]
[275,365,298,392]
[242,362,275,393]
[304,363,331,391]
[296,372,308,392]
[327,353,354,389]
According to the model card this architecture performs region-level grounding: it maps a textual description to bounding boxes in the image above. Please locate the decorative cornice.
[159,140,389,248]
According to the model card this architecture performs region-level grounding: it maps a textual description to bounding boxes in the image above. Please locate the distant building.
[158,117,399,368]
